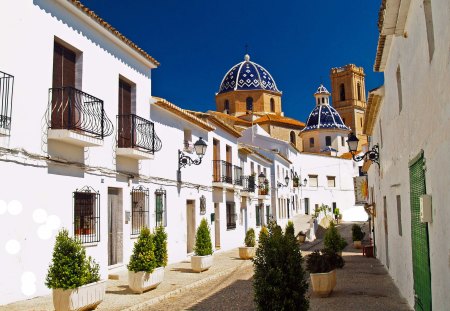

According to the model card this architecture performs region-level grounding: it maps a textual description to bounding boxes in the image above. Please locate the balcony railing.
[233,165,243,186]
[212,160,233,184]
[47,87,114,139]
[241,175,255,193]
[117,114,162,154]
[0,71,14,133]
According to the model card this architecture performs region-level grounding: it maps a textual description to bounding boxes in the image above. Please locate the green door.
[409,153,432,311]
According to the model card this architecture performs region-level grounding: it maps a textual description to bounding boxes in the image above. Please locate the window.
[397,195,402,236]
[309,137,315,148]
[322,97,325,103]
[327,176,336,187]
[341,136,345,146]
[339,83,345,101]
[226,202,236,229]
[342,117,346,124]
[0,71,14,133]
[325,136,332,146]
[73,186,100,243]
[317,98,320,105]
[270,98,275,112]
[357,83,361,101]
[246,97,253,111]
[423,0,435,61]
[396,66,403,113]
[309,175,318,187]
[155,188,166,227]
[224,99,229,113]
[332,202,337,214]
[256,204,262,227]
[131,186,149,235]
[290,131,296,144]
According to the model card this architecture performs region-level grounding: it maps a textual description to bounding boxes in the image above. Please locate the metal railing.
[233,165,243,186]
[47,87,114,139]
[73,186,100,244]
[0,71,14,133]
[241,175,255,193]
[212,160,233,184]
[131,186,149,235]
[117,114,162,154]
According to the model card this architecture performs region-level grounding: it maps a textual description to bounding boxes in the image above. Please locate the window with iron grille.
[73,186,100,243]
[155,188,166,227]
[256,204,261,227]
[131,186,149,235]
[226,202,236,230]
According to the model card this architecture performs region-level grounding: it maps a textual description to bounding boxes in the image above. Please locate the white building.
[366,0,450,309]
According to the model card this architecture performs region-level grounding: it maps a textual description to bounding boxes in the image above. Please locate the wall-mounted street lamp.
[257,172,266,187]
[346,132,379,165]
[277,174,290,188]
[178,137,207,170]
[291,169,307,187]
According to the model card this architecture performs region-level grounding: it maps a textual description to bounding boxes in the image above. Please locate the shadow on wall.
[47,140,84,177]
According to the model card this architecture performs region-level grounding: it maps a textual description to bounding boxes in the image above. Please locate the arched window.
[325,136,332,146]
[317,98,320,105]
[224,99,229,113]
[339,83,345,101]
[290,131,296,145]
[322,97,325,104]
[246,97,253,111]
[270,98,275,112]
[309,137,314,148]
[357,83,361,101]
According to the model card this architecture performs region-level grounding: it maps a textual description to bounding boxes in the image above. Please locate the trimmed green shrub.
[244,228,256,247]
[253,221,309,311]
[46,229,100,289]
[285,221,295,240]
[352,224,365,241]
[194,218,213,256]
[153,226,168,267]
[258,226,269,243]
[324,222,347,253]
[306,249,344,274]
[128,227,156,273]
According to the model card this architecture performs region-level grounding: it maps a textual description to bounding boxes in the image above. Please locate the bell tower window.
[339,84,345,101]
[224,99,229,114]
[290,131,296,145]
[270,98,275,112]
[357,83,361,101]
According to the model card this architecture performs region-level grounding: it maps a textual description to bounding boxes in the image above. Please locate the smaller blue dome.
[218,54,280,94]
[302,104,350,132]
[315,84,330,95]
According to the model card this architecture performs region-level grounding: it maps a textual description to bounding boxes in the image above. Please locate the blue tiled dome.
[302,102,350,132]
[218,54,280,94]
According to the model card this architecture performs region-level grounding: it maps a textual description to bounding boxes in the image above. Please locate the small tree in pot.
[239,228,256,259]
[253,221,309,310]
[306,249,344,297]
[351,224,365,249]
[191,218,213,272]
[46,229,105,311]
[128,227,164,294]
[324,222,347,255]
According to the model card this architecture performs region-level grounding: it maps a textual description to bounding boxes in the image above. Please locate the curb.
[123,260,253,311]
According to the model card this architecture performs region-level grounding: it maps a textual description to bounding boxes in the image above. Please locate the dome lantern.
[314,84,331,106]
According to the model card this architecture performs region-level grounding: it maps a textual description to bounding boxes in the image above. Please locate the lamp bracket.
[179,150,202,170]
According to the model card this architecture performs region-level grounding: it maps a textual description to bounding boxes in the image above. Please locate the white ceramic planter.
[52,280,106,311]
[128,267,165,294]
[238,246,255,259]
[310,270,336,297]
[191,255,213,272]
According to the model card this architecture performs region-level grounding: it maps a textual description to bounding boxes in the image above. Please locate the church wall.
[267,125,302,150]
[215,90,281,116]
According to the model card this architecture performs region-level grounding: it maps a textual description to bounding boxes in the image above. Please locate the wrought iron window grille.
[47,87,114,139]
[155,188,166,227]
[131,186,149,235]
[0,71,14,134]
[73,186,100,244]
[226,202,236,229]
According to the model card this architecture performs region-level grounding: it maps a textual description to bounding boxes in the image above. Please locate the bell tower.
[330,64,367,147]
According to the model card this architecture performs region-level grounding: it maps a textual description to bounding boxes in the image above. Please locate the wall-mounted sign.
[354,176,369,204]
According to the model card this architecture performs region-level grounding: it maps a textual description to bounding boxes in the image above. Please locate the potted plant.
[333,208,340,223]
[128,226,165,293]
[306,249,344,297]
[352,224,365,249]
[239,228,256,259]
[191,218,213,272]
[297,230,307,244]
[293,176,300,187]
[46,229,105,311]
[74,218,82,235]
[324,222,347,255]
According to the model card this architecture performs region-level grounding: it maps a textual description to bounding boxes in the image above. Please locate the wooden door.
[118,79,132,148]
[213,139,220,181]
[186,200,195,253]
[108,188,123,266]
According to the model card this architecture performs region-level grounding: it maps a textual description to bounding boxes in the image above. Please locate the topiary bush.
[244,228,256,247]
[253,221,309,311]
[194,218,213,256]
[153,226,168,267]
[324,222,347,253]
[128,227,156,273]
[351,224,365,241]
[258,226,269,243]
[46,229,100,289]
[285,221,295,240]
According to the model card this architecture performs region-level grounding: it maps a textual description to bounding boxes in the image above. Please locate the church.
[209,54,368,224]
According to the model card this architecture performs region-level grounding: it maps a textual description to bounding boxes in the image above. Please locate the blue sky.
[84,0,384,122]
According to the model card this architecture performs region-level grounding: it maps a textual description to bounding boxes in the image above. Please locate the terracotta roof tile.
[254,114,305,128]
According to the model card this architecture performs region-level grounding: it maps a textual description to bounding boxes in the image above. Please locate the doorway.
[186,200,196,254]
[108,188,123,266]
[214,203,220,249]
[304,198,309,215]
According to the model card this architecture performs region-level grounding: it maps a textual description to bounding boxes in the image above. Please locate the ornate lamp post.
[346,133,379,165]
[178,137,207,170]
